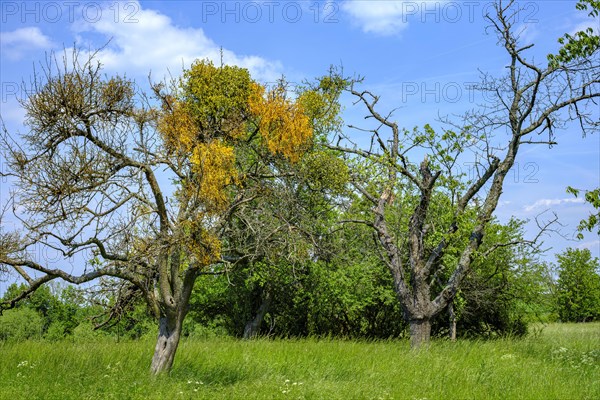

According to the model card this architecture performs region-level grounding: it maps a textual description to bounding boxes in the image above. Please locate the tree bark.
[243,290,272,339]
[409,318,431,348]
[449,302,457,341]
[150,312,184,375]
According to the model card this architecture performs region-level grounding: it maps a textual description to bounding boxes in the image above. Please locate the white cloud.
[523,197,585,213]
[577,240,600,251]
[569,19,600,36]
[340,0,445,36]
[497,200,512,208]
[0,27,54,60]
[514,22,540,45]
[71,1,282,82]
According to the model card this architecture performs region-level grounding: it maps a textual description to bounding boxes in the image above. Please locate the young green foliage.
[555,248,600,322]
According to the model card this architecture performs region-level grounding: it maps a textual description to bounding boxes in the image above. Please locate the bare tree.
[329,0,599,346]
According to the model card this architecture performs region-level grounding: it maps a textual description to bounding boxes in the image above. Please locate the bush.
[0,308,44,341]
[72,321,108,342]
[555,248,600,322]
[44,321,67,341]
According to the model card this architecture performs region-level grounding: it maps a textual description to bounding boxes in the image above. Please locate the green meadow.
[0,323,598,399]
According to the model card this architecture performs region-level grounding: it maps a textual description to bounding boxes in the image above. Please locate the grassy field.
[0,323,598,399]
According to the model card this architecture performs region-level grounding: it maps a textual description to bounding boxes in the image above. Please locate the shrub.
[0,308,44,341]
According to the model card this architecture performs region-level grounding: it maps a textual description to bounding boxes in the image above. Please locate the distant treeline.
[2,246,597,342]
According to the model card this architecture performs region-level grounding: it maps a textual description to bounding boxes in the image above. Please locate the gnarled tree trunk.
[150,309,186,374]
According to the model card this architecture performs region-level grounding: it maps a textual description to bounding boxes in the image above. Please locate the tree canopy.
[0,53,344,373]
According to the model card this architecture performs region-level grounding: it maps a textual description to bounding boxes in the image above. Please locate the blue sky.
[1,1,599,287]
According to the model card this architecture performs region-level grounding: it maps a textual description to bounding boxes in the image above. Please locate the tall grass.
[1,323,598,399]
